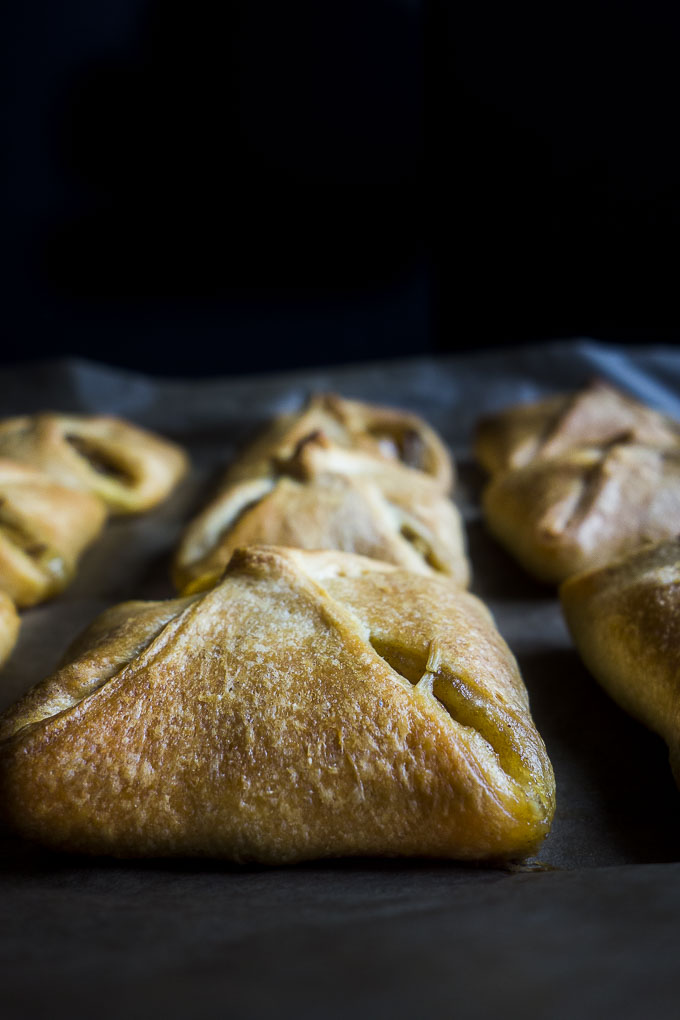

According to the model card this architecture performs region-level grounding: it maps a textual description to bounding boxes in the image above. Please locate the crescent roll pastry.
[476,380,680,477]
[0,592,19,669]
[0,546,554,862]
[173,432,469,592]
[0,459,107,607]
[0,414,188,514]
[560,538,680,788]
[483,442,680,584]
[226,393,454,493]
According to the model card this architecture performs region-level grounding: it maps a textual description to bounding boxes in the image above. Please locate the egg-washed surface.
[0,547,553,861]
[0,413,188,514]
[0,458,107,607]
[2,347,680,870]
[475,378,680,477]
[475,381,680,583]
[561,537,680,788]
[174,430,469,592]
[0,591,19,669]
[3,348,680,1019]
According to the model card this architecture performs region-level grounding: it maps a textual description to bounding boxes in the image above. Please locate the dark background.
[3,1,680,376]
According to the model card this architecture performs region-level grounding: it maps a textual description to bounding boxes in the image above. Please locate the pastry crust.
[475,380,680,477]
[0,546,554,862]
[0,459,107,607]
[0,414,188,514]
[483,442,680,584]
[174,433,469,592]
[226,393,454,493]
[560,538,680,787]
[0,592,19,670]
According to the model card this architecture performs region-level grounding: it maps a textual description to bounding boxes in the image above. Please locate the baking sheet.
[1,341,679,1019]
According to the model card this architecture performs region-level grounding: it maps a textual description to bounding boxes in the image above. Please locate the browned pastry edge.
[0,458,108,607]
[0,546,554,863]
[224,393,455,493]
[475,379,680,477]
[173,432,469,592]
[0,592,19,670]
[0,413,188,514]
[482,442,680,584]
[560,537,680,787]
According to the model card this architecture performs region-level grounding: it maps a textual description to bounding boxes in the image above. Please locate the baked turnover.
[0,459,107,607]
[224,393,454,493]
[0,592,19,669]
[0,547,554,862]
[482,442,680,584]
[475,379,680,477]
[0,414,188,514]
[561,538,680,788]
[174,432,469,592]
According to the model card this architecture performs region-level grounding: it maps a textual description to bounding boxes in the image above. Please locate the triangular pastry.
[225,393,454,493]
[174,433,469,592]
[560,538,680,787]
[0,547,554,862]
[0,592,19,669]
[0,414,188,514]
[0,459,107,607]
[476,380,680,477]
[482,442,680,583]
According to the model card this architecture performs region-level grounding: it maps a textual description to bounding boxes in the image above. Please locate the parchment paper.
[1,341,679,1019]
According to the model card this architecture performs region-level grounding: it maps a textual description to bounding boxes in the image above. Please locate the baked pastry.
[225,393,454,493]
[0,414,188,514]
[560,538,680,787]
[0,592,19,669]
[0,459,107,607]
[0,546,555,862]
[476,379,680,477]
[174,432,469,592]
[482,442,680,584]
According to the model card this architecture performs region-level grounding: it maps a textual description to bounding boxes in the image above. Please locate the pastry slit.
[0,505,64,580]
[65,434,137,485]
[367,634,530,781]
[561,440,637,534]
[398,523,446,573]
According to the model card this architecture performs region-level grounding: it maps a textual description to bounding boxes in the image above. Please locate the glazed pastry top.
[0,546,554,863]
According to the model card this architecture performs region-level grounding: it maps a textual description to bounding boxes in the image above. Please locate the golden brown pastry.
[0,413,188,514]
[0,459,107,607]
[0,592,19,669]
[226,393,454,492]
[476,379,680,477]
[483,442,680,584]
[0,546,554,862]
[560,538,680,787]
[174,432,469,592]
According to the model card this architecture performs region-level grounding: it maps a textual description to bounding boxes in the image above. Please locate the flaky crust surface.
[174,433,468,592]
[560,538,680,786]
[0,458,107,607]
[0,414,188,514]
[483,443,680,583]
[0,592,19,670]
[225,394,454,493]
[0,547,554,862]
[475,380,680,477]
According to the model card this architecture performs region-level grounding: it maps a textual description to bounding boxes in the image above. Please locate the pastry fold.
[482,443,680,584]
[0,459,107,607]
[174,432,469,592]
[0,546,554,862]
[0,592,19,670]
[560,538,680,787]
[475,379,680,477]
[225,393,454,493]
[0,414,188,514]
